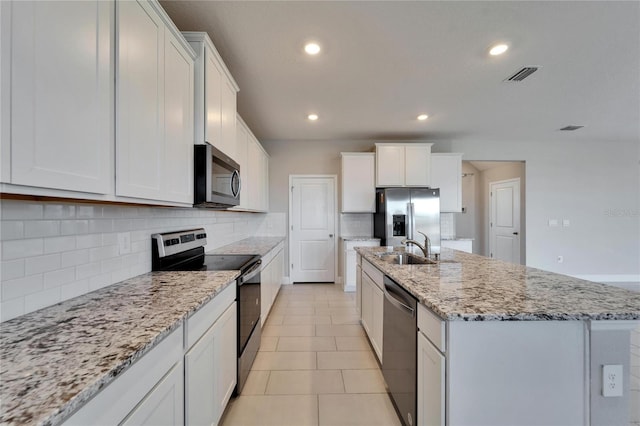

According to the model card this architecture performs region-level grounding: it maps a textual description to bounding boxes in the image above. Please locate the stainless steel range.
[151,228,261,394]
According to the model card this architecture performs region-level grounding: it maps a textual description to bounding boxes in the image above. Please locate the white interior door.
[489,178,521,264]
[290,176,336,283]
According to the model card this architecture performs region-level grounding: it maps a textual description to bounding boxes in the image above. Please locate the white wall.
[264,138,640,283]
[0,200,282,322]
[448,138,639,279]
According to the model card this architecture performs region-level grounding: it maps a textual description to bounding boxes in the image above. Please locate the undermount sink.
[379,253,436,265]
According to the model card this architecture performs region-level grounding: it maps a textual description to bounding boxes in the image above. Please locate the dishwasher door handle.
[384,288,415,316]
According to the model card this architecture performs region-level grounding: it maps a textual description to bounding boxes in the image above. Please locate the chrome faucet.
[402,231,431,258]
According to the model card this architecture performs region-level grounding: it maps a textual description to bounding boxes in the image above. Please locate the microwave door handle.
[231,170,241,198]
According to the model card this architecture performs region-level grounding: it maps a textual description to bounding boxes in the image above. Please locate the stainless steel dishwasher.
[382,275,418,426]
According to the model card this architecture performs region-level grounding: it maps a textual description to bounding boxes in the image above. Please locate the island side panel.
[589,326,633,425]
[447,320,586,425]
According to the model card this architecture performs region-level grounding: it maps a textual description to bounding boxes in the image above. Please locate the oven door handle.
[239,260,262,284]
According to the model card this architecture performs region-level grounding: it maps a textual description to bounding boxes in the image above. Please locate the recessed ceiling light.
[304,43,321,55]
[417,114,429,121]
[489,44,509,56]
[307,114,319,121]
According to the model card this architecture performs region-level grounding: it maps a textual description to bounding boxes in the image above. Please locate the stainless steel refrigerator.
[373,188,441,253]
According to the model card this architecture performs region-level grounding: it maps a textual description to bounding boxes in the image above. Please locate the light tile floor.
[220,283,401,426]
[220,283,640,425]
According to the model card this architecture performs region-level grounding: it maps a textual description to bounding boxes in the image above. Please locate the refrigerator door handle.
[407,202,414,240]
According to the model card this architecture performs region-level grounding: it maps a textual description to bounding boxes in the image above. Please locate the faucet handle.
[417,231,430,244]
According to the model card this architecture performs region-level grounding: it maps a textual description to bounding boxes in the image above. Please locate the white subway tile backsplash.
[2,274,44,300]
[76,261,102,280]
[24,287,61,313]
[88,219,113,234]
[43,236,76,254]
[89,245,118,263]
[1,260,25,281]
[1,221,24,240]
[43,204,76,219]
[77,205,101,218]
[76,234,102,249]
[1,298,25,322]
[60,280,90,300]
[1,199,269,322]
[1,203,43,220]
[60,220,89,236]
[24,220,61,238]
[89,273,112,291]
[2,239,44,260]
[44,267,76,289]
[25,253,61,275]
[61,249,90,268]
[101,256,123,273]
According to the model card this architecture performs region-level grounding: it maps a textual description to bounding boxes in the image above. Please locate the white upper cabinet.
[183,32,239,160]
[162,29,195,204]
[3,0,113,194]
[236,115,269,212]
[116,0,195,204]
[341,153,375,213]
[431,153,462,212]
[376,143,432,187]
[235,115,250,209]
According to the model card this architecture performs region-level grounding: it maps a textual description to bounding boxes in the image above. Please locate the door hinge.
[291,225,293,231]
[291,263,294,269]
[490,253,493,258]
[490,191,493,196]
[291,186,294,193]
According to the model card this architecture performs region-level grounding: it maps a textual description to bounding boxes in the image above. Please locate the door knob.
[513,232,519,235]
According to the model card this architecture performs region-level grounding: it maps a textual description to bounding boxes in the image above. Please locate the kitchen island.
[355,246,640,425]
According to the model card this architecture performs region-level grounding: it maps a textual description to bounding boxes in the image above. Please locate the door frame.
[288,174,338,283]
[489,177,521,264]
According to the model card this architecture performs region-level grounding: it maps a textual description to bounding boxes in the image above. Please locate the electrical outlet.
[548,219,558,227]
[602,365,623,397]
[557,255,563,263]
[562,219,570,227]
[118,232,131,255]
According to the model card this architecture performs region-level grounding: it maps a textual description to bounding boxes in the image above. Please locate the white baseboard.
[282,276,291,285]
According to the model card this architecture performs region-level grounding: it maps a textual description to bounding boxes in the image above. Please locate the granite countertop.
[342,236,381,241]
[0,270,239,426]
[207,236,285,256]
[355,246,640,322]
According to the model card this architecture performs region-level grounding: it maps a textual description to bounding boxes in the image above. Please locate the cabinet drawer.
[185,282,235,349]
[418,304,446,353]
[362,259,384,290]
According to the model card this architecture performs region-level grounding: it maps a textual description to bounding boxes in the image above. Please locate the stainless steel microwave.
[194,143,240,208]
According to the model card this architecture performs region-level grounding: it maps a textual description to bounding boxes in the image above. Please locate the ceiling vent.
[559,125,584,131]
[504,66,540,82]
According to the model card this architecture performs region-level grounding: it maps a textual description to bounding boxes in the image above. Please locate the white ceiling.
[161,1,640,144]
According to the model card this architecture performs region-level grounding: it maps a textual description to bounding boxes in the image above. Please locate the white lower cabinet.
[63,326,184,426]
[122,361,184,426]
[342,239,380,292]
[359,259,383,362]
[260,243,284,325]
[63,280,238,426]
[185,302,237,426]
[417,331,445,426]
